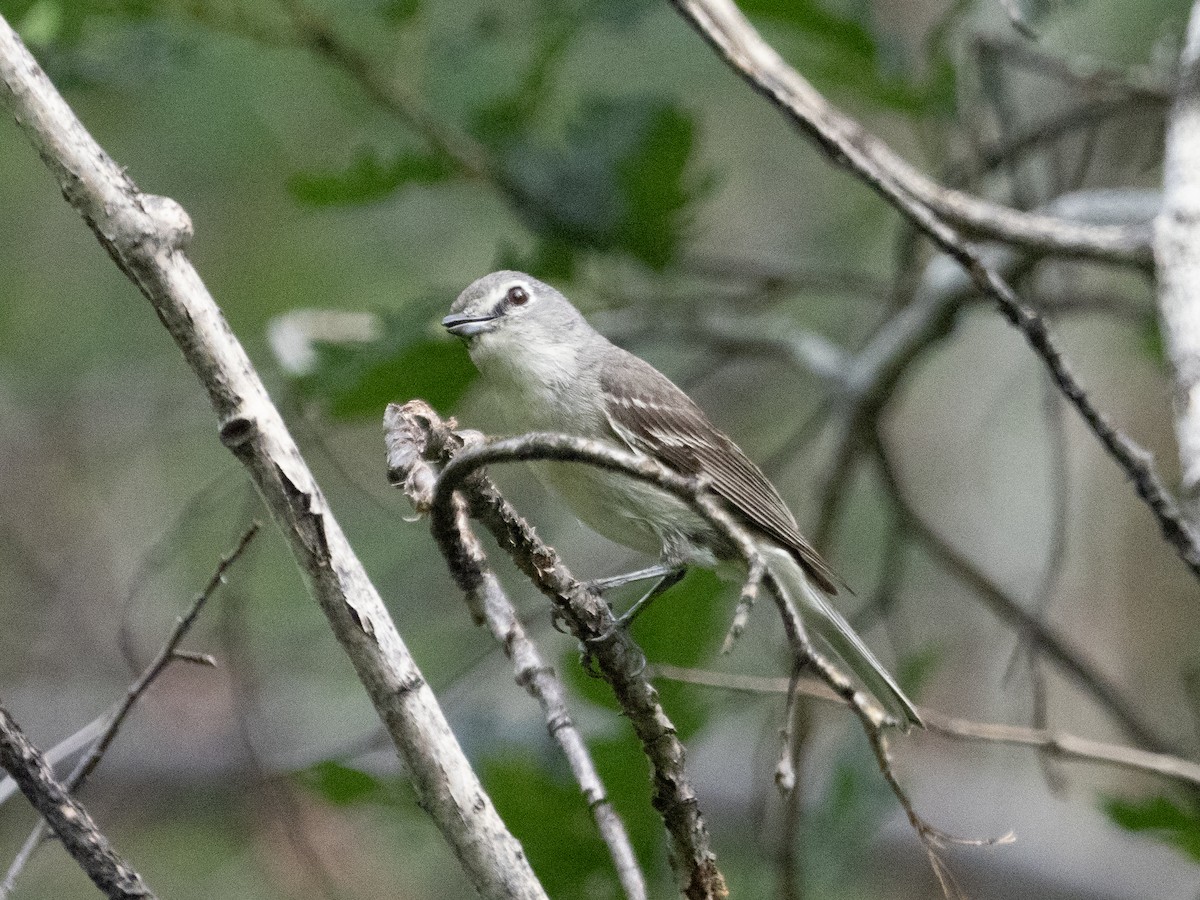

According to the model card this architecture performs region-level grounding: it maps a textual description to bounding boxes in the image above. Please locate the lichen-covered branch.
[384,404,647,900]
[386,401,724,900]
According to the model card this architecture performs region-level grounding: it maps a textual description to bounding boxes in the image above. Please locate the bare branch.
[0,20,546,900]
[669,0,1200,580]
[0,709,157,900]
[974,33,1172,104]
[872,436,1183,757]
[669,0,1154,266]
[385,405,647,900]
[650,665,1200,790]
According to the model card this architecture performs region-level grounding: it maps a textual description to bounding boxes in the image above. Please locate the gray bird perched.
[443,270,921,729]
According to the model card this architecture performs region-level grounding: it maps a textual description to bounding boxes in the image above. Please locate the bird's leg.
[581,566,686,669]
[586,563,677,594]
[613,567,687,629]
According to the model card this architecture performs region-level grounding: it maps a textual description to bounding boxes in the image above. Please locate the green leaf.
[299,760,387,806]
[287,301,477,419]
[482,757,619,899]
[897,644,941,698]
[739,0,955,114]
[1105,796,1200,863]
[493,238,578,282]
[499,98,701,269]
[288,149,456,207]
[1140,311,1167,368]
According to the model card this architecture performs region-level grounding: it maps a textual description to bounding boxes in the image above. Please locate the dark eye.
[506,285,529,306]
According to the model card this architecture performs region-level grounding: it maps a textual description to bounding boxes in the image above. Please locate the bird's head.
[444,271,591,371]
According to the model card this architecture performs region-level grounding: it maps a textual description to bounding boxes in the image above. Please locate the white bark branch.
[1157,1,1200,528]
[0,17,546,900]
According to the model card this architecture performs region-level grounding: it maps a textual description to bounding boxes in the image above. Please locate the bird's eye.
[506,285,530,306]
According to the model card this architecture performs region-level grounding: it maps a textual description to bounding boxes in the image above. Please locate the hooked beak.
[442,311,499,338]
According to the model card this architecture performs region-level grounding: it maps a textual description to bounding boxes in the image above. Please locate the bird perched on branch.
[443,270,921,729]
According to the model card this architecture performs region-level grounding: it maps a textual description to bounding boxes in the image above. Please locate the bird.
[443,270,921,729]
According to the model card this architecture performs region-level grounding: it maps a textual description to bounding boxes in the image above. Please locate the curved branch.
[396,408,989,894]
[669,0,1200,581]
[0,19,546,900]
[384,405,647,900]
[669,0,1154,266]
[389,409,727,900]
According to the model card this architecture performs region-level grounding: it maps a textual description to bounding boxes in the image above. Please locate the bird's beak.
[442,312,498,338]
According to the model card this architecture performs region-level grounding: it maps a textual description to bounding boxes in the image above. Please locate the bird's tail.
[762,545,922,729]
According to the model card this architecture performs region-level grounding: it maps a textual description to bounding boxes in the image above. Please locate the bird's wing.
[599,348,839,594]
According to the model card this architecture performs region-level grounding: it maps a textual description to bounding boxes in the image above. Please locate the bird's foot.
[585,564,677,595]
[584,567,687,647]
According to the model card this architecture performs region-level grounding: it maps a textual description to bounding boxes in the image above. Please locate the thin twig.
[871,435,1183,757]
[82,525,258,790]
[649,665,1200,789]
[775,679,811,900]
[0,709,157,900]
[670,0,1154,265]
[0,523,261,898]
[973,33,1171,104]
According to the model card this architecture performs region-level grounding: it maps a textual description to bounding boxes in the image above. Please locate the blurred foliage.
[1104,795,1200,864]
[288,149,457,207]
[290,301,477,418]
[801,750,895,895]
[299,759,404,807]
[2,0,1198,898]
[483,756,631,900]
[495,97,702,272]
